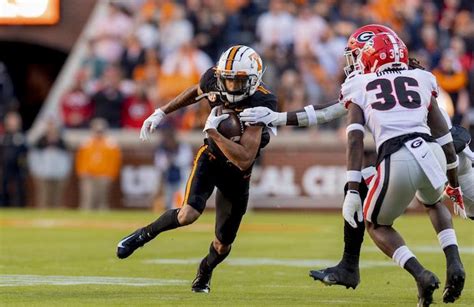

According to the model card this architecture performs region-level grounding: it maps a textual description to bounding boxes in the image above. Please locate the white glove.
[140,108,166,141]
[239,107,286,127]
[342,190,363,228]
[203,106,229,132]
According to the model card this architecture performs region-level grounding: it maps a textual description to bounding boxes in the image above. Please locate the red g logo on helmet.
[356,31,375,43]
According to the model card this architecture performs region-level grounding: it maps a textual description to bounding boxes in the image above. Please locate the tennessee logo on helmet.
[249,53,262,72]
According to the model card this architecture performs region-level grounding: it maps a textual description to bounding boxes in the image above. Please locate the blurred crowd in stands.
[0,0,473,208]
[58,0,474,131]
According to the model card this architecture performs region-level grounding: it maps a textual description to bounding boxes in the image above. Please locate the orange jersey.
[76,137,122,179]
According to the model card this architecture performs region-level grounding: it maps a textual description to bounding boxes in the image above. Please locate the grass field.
[0,209,472,306]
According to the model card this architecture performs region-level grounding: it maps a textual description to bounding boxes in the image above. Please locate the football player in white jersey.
[240,24,471,296]
[241,24,403,289]
[342,32,465,306]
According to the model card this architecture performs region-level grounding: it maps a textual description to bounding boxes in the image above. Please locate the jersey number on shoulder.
[366,77,421,111]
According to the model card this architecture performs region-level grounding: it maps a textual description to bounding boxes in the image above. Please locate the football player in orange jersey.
[116,46,277,293]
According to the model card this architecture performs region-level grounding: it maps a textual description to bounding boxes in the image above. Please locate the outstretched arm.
[140,85,201,140]
[239,100,347,127]
[161,85,200,114]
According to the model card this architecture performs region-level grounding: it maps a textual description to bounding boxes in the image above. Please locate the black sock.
[339,182,367,269]
[404,257,425,279]
[444,245,461,265]
[339,221,364,270]
[203,242,231,270]
[143,208,181,239]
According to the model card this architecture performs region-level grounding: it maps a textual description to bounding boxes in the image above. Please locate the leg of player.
[191,238,231,293]
[309,182,368,289]
[424,202,465,303]
[191,186,247,293]
[117,144,214,259]
[116,205,200,259]
[366,222,440,307]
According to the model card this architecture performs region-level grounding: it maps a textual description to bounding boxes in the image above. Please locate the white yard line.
[0,275,186,287]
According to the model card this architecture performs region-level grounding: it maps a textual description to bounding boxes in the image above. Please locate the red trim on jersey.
[344,101,352,109]
[364,175,374,185]
[431,91,438,98]
[364,164,381,219]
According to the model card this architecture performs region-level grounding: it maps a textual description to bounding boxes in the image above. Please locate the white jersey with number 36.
[340,68,439,151]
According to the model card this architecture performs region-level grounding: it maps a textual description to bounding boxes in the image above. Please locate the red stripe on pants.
[364,163,382,219]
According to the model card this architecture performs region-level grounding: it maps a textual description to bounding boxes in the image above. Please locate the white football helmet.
[216,45,264,103]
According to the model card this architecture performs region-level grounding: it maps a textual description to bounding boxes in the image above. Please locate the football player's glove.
[140,108,166,141]
[445,185,467,219]
[203,106,229,132]
[342,190,363,228]
[239,106,285,127]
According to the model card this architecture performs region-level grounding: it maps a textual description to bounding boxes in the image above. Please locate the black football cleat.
[191,259,212,293]
[116,228,150,259]
[442,262,465,303]
[309,264,360,289]
[416,270,440,307]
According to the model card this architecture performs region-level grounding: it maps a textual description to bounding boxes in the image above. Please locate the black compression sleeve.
[286,111,300,126]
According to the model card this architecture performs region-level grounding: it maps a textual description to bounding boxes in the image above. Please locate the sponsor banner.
[118,146,347,209]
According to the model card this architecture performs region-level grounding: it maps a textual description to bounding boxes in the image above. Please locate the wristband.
[447,157,458,170]
[346,123,365,135]
[304,105,317,125]
[347,170,362,183]
[436,133,453,146]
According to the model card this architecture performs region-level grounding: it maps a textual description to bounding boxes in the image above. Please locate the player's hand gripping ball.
[216,106,244,142]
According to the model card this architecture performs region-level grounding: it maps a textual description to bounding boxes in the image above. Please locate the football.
[216,106,244,142]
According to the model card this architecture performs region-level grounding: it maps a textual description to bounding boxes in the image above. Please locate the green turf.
[0,209,472,306]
